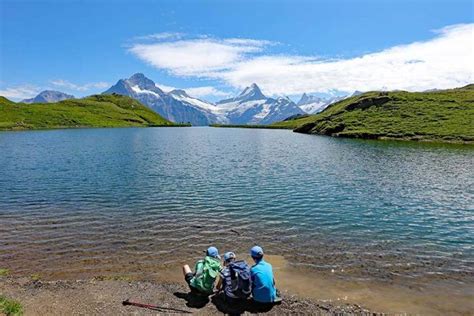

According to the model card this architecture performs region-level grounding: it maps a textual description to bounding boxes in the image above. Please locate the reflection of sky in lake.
[0,127,473,280]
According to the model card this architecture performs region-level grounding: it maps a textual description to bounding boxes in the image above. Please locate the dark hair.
[252,254,263,261]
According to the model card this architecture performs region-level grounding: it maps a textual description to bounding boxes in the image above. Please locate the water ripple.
[0,127,473,281]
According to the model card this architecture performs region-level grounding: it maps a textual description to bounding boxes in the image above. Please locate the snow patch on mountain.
[169,89,217,113]
[217,84,304,124]
[103,74,305,125]
[130,85,161,97]
[103,73,228,125]
[297,92,350,114]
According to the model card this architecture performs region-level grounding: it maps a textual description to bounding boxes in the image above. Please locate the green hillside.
[273,85,474,143]
[0,94,182,130]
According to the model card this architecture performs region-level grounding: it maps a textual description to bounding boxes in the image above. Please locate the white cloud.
[186,86,230,98]
[129,37,272,76]
[129,23,474,95]
[50,79,109,91]
[134,32,185,41]
[0,85,41,100]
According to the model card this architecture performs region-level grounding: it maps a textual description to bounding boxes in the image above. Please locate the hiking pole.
[122,299,192,314]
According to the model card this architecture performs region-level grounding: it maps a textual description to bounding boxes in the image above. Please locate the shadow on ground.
[174,291,276,315]
[211,292,276,315]
[173,291,210,308]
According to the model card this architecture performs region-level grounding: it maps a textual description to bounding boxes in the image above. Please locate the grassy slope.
[272,85,474,143]
[0,94,182,130]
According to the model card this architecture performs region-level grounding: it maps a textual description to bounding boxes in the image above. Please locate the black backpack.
[228,260,252,298]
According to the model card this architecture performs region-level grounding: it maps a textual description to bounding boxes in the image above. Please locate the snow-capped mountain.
[103,73,223,125]
[297,93,329,114]
[297,93,349,114]
[168,89,227,124]
[103,74,305,125]
[216,83,304,124]
[21,90,74,103]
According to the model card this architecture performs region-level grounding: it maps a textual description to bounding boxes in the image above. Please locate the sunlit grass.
[272,84,474,143]
[0,296,23,316]
[0,94,185,130]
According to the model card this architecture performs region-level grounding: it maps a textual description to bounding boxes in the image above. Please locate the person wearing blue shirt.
[249,245,277,303]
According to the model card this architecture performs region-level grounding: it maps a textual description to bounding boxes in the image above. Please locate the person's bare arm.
[182,264,192,276]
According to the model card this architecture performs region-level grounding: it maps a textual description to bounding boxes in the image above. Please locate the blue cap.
[206,246,220,259]
[223,252,236,262]
[250,245,264,258]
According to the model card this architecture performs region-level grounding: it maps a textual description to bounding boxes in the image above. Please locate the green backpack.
[190,256,222,294]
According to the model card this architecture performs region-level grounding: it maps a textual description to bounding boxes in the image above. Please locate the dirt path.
[0,277,372,315]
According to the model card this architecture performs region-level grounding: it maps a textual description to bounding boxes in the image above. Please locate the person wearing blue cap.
[249,245,277,303]
[216,252,252,303]
[182,246,222,295]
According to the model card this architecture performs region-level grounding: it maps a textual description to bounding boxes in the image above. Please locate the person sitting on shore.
[216,252,252,303]
[249,245,277,304]
[182,246,222,295]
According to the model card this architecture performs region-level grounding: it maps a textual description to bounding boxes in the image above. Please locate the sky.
[0,0,473,102]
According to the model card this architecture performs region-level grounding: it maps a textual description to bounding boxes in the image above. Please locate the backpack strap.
[194,259,204,279]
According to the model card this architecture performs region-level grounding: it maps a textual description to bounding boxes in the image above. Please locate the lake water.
[0,127,473,310]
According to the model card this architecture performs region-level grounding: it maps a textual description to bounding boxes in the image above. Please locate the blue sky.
[0,0,473,101]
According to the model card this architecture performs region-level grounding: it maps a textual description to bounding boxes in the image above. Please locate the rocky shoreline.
[0,276,373,315]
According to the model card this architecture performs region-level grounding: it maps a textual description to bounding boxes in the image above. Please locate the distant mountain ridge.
[103,73,305,125]
[103,73,223,125]
[297,93,349,114]
[216,83,305,124]
[15,74,363,125]
[21,90,74,103]
[218,83,266,104]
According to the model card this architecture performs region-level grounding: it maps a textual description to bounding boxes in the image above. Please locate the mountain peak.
[297,93,324,106]
[21,90,74,104]
[129,73,146,81]
[127,73,157,90]
[237,83,265,101]
[169,89,189,97]
[240,83,261,94]
[103,73,165,98]
[298,93,310,105]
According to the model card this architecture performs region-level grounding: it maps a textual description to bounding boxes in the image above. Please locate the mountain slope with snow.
[103,74,312,125]
[216,84,304,124]
[297,93,328,114]
[103,73,224,125]
[168,89,227,123]
[296,93,350,114]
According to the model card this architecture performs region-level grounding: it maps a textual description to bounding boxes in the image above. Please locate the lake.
[0,127,473,312]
